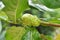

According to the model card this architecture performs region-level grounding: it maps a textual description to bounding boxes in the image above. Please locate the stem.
[6,19,60,27]
[40,21,60,27]
[9,21,60,27]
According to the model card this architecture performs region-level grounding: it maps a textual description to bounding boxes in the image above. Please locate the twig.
[40,21,60,27]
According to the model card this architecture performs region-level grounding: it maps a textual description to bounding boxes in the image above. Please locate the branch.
[40,21,60,27]
[9,21,60,27]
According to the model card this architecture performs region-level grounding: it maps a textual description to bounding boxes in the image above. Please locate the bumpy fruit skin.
[21,14,40,27]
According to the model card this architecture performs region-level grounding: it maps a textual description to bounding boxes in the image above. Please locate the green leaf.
[22,31,31,40]
[2,0,29,23]
[32,29,42,40]
[22,28,41,40]
[0,11,8,21]
[39,0,60,9]
[54,8,60,18]
[2,0,17,23]
[28,0,54,12]
[45,8,60,24]
[16,0,29,19]
[45,35,53,40]
[6,27,26,40]
[48,18,60,24]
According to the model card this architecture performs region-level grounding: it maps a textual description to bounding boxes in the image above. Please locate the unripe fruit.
[21,14,40,27]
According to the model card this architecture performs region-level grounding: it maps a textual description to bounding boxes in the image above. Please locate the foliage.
[6,27,26,40]
[2,0,29,23]
[0,0,60,40]
[39,0,60,8]
[22,28,41,40]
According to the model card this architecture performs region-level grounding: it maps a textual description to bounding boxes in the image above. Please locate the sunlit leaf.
[2,0,17,23]
[0,11,8,21]
[2,0,29,23]
[16,0,29,19]
[28,0,54,12]
[6,27,26,40]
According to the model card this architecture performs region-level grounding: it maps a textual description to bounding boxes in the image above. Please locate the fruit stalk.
[40,21,60,27]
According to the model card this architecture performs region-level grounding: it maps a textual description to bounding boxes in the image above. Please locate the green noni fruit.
[21,14,40,27]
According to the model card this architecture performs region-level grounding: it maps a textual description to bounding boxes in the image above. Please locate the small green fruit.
[21,14,40,27]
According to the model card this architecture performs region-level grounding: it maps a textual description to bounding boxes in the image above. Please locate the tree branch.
[40,21,60,27]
